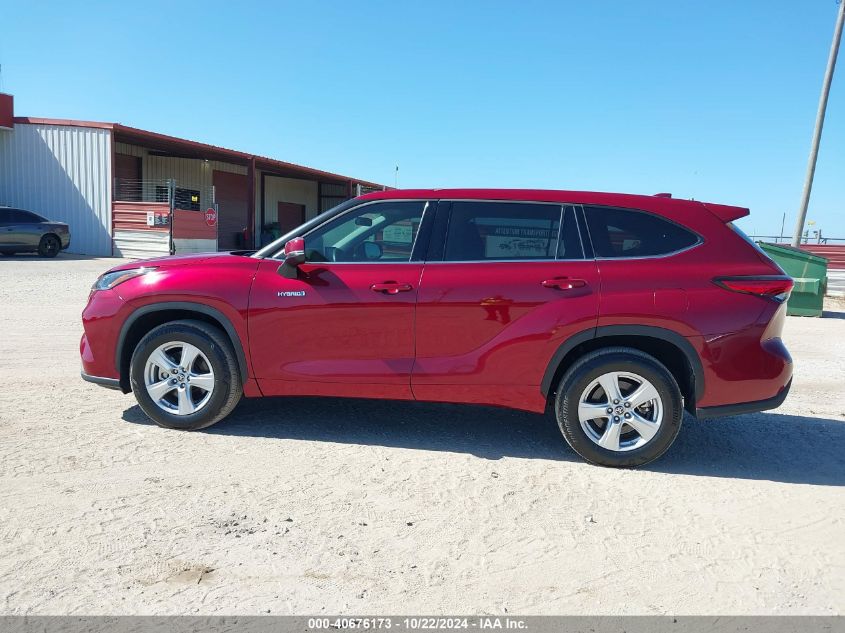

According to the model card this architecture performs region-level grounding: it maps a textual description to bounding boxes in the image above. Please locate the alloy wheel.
[143,341,215,416]
[41,236,59,256]
[577,371,663,452]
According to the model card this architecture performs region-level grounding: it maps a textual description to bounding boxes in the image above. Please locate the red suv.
[81,189,793,467]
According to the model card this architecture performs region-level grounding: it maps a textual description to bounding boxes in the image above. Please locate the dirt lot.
[0,255,843,615]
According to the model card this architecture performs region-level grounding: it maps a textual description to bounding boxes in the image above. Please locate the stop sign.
[205,208,217,227]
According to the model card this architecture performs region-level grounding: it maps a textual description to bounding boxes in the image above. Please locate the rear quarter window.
[584,206,700,258]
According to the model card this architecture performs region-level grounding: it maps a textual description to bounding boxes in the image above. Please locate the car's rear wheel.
[555,347,683,467]
[37,235,60,258]
[130,320,242,430]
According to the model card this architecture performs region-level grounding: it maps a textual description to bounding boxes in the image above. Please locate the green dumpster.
[757,242,828,317]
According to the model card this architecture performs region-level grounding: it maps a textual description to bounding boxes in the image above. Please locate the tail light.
[714,276,793,302]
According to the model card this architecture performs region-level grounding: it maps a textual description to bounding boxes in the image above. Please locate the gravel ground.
[0,254,843,615]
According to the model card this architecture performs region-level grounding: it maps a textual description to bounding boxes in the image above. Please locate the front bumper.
[81,371,121,390]
[80,288,128,386]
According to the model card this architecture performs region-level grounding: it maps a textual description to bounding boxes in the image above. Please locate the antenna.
[394,165,399,189]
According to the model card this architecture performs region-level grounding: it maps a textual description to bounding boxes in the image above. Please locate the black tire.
[37,234,60,258]
[130,319,242,430]
[554,347,683,467]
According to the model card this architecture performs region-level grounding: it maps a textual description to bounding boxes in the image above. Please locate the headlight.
[93,267,157,291]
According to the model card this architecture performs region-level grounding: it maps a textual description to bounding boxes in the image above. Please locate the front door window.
[303,201,426,263]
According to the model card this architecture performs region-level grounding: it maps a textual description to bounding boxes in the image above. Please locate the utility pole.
[792,0,845,247]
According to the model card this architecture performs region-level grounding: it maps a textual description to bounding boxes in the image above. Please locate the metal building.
[0,93,385,257]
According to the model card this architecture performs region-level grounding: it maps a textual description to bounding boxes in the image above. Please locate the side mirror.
[278,237,305,278]
[284,237,306,266]
[362,241,383,260]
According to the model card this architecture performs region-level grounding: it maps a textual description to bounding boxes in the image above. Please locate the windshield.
[252,197,362,259]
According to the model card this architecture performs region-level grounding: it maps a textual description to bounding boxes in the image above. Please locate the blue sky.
[1,0,843,237]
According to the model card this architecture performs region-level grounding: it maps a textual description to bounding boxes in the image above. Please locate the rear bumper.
[81,371,122,390]
[696,378,791,419]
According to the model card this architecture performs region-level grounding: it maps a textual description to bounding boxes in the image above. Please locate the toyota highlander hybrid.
[80,189,793,467]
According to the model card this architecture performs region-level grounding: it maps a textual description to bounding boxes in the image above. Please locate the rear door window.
[584,206,699,258]
[444,201,571,261]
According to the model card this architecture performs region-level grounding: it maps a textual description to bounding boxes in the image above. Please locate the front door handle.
[370,282,413,295]
[542,277,587,291]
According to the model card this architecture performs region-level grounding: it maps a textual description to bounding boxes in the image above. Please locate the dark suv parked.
[0,207,70,257]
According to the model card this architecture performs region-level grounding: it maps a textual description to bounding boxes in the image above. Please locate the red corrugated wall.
[112,201,171,232]
[799,245,845,270]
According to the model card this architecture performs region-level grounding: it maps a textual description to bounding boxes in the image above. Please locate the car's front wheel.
[555,347,683,467]
[130,320,242,430]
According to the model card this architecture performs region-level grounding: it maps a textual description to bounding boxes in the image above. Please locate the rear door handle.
[370,282,414,295]
[542,278,587,290]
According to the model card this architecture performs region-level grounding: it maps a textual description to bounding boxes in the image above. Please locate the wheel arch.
[541,325,704,413]
[116,302,249,393]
